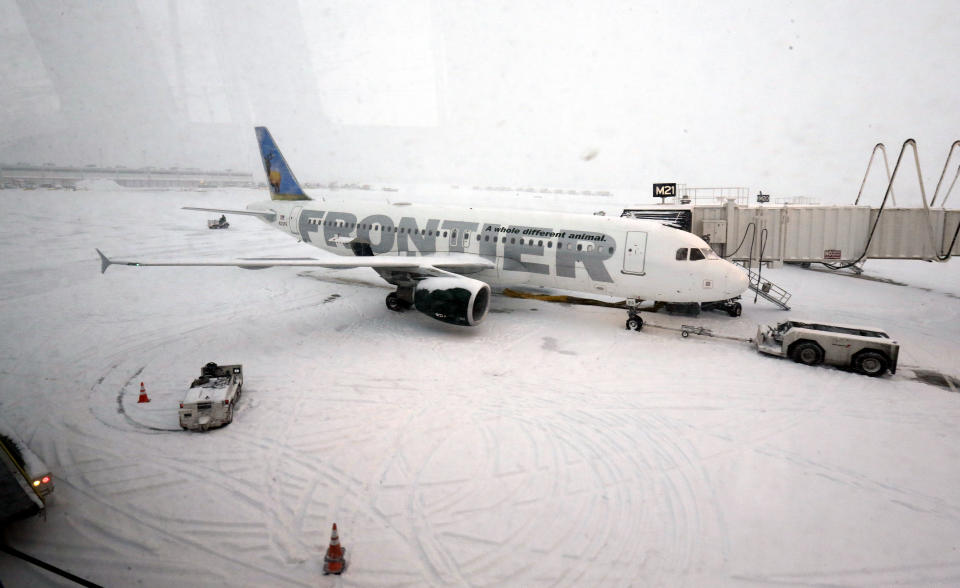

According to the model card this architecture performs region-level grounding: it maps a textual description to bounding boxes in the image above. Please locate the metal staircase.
[738,263,792,310]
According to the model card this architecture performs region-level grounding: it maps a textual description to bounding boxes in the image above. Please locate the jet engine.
[413,276,491,326]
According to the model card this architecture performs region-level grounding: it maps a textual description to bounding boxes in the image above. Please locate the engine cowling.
[413,276,491,326]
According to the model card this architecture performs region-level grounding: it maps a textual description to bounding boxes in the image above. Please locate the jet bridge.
[694,204,960,265]
[624,139,960,266]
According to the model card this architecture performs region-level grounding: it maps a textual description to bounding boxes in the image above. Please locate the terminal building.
[0,164,255,190]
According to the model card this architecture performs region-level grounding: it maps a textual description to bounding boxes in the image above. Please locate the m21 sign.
[653,183,677,200]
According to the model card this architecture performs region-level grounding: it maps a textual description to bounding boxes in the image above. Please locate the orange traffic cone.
[137,382,150,403]
[322,523,346,575]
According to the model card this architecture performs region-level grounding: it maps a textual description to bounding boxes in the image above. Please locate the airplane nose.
[730,266,750,295]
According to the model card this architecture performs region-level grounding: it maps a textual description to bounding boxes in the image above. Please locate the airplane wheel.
[386,293,405,312]
[681,330,690,338]
[626,316,643,331]
[728,302,742,317]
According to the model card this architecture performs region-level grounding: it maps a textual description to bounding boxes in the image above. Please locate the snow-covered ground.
[1,188,959,587]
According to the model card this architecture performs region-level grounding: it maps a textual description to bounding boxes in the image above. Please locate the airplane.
[97,127,749,330]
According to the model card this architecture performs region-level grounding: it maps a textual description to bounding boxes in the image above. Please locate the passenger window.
[690,248,705,261]
[676,248,688,260]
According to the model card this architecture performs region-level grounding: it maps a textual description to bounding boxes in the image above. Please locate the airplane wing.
[96,249,495,277]
[181,207,276,221]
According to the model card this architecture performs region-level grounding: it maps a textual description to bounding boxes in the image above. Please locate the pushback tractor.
[179,362,243,431]
[755,320,899,377]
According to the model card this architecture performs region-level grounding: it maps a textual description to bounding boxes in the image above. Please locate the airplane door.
[622,231,647,275]
[289,206,303,236]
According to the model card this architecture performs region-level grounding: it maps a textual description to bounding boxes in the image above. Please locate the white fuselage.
[247,198,749,302]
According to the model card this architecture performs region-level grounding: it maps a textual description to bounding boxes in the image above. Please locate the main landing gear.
[385,286,414,312]
[625,298,644,331]
[700,297,743,318]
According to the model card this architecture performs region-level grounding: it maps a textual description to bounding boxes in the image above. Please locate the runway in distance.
[98,127,749,328]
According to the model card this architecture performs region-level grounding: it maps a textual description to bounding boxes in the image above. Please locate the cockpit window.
[701,247,719,259]
[689,248,705,261]
[675,248,688,260]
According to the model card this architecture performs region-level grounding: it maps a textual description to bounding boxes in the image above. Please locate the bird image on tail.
[254,126,311,201]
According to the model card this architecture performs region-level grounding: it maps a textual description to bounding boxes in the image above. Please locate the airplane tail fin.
[254,126,311,201]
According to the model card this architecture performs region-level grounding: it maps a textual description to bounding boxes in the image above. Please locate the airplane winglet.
[96,248,112,274]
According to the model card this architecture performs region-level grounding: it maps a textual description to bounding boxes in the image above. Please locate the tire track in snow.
[406,386,694,586]
[50,473,312,586]
[70,350,338,578]
[43,430,296,584]
[406,425,473,586]
[114,366,182,433]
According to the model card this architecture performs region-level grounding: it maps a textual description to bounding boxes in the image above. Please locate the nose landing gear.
[625,298,644,331]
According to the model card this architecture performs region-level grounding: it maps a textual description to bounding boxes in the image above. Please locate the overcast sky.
[1,0,958,203]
